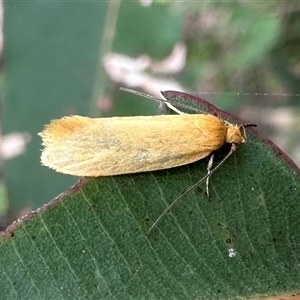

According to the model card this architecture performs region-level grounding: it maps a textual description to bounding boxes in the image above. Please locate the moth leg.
[206,153,214,198]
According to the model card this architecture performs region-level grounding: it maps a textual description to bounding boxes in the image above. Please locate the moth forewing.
[39,114,236,177]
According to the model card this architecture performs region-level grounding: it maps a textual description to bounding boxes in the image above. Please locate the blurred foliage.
[1,1,300,223]
[113,2,182,57]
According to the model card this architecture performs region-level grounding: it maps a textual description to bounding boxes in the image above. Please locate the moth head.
[226,123,256,145]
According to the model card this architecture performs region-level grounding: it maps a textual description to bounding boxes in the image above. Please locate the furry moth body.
[39,114,247,177]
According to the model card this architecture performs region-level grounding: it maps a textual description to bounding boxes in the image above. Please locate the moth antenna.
[239,123,256,140]
[160,92,184,115]
[120,87,184,115]
[147,143,237,234]
[120,87,165,103]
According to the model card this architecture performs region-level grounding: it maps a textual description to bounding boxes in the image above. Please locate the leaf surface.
[1,92,300,299]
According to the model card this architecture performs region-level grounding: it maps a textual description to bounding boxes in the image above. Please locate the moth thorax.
[226,125,246,144]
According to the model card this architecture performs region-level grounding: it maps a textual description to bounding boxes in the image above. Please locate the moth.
[39,89,255,231]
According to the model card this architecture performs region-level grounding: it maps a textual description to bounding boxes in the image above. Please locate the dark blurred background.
[1,1,299,229]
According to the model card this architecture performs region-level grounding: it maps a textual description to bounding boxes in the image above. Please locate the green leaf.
[1,92,300,299]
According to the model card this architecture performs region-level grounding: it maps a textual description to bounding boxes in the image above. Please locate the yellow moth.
[39,90,254,231]
[39,113,247,177]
